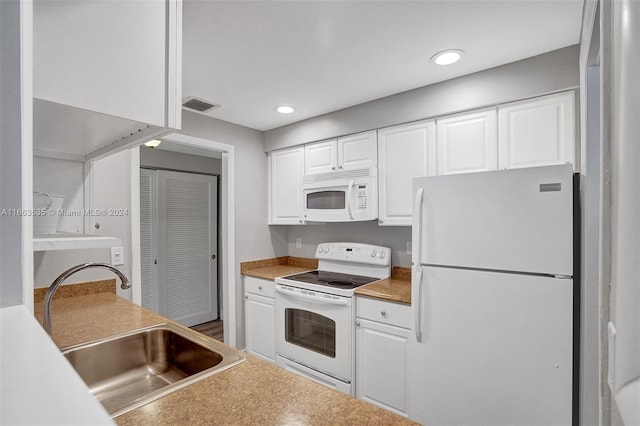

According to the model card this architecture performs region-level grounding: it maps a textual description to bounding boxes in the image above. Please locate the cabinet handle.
[244,295,248,300]
[380,310,387,317]
[338,165,343,169]
[356,320,361,327]
[258,285,263,291]
[379,219,383,224]
[332,166,336,170]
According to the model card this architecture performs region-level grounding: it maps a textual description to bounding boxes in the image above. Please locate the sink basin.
[61,323,245,417]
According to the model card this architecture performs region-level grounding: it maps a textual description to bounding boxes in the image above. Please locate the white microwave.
[301,168,378,222]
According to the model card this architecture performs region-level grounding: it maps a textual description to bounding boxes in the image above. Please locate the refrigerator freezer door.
[413,164,574,275]
[407,267,573,426]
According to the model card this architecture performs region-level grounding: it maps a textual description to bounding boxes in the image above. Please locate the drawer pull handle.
[380,310,386,316]
[258,285,263,291]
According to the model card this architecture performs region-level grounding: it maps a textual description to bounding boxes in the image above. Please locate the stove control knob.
[370,250,377,257]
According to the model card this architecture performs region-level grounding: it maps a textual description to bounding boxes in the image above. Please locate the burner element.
[283,270,379,290]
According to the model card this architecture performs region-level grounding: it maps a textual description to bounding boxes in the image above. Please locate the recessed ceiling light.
[144,139,162,148]
[431,49,464,66]
[275,105,295,114]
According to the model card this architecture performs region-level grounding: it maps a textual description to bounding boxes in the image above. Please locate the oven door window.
[306,191,345,210]
[284,308,336,358]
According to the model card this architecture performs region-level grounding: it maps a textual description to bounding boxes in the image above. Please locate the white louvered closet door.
[139,169,158,312]
[157,170,218,327]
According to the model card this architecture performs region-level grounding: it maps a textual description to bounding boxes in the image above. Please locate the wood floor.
[190,319,224,342]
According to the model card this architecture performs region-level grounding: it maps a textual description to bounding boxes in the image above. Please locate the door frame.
[130,133,237,347]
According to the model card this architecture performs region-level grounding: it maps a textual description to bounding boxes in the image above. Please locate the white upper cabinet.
[498,91,576,169]
[305,131,377,175]
[33,0,182,160]
[338,131,378,171]
[304,139,338,175]
[377,120,436,226]
[269,146,305,225]
[436,108,498,175]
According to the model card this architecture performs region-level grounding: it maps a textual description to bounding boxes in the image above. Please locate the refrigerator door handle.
[412,188,424,266]
[413,264,424,342]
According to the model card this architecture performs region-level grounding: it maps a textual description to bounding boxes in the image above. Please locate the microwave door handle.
[346,179,355,220]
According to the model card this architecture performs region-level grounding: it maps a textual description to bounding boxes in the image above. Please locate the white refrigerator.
[409,164,576,426]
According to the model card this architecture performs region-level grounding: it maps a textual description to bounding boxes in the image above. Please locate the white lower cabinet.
[356,297,411,417]
[244,276,276,363]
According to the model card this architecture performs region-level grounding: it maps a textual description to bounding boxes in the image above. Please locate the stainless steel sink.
[62,323,245,417]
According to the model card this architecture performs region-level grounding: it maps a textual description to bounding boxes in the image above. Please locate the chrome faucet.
[43,262,130,336]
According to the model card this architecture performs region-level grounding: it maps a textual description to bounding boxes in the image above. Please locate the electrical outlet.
[111,246,124,265]
[406,241,412,255]
[296,238,302,249]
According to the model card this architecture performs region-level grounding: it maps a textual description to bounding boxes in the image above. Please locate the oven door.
[274,284,353,383]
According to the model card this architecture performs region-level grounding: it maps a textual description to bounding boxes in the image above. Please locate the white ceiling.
[183,0,584,132]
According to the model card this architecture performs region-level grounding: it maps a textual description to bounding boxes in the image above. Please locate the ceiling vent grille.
[182,96,220,113]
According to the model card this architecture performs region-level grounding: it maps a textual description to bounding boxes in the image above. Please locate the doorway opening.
[129,133,237,347]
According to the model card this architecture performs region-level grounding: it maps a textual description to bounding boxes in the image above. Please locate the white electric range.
[274,242,391,395]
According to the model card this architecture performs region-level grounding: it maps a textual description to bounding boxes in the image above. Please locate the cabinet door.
[304,139,337,175]
[245,292,275,363]
[269,147,305,225]
[378,120,436,226]
[498,91,576,169]
[34,0,181,129]
[356,318,410,417]
[338,131,377,171]
[436,108,498,175]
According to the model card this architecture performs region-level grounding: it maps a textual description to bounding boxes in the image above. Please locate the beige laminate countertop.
[355,267,412,305]
[240,256,318,281]
[35,288,415,425]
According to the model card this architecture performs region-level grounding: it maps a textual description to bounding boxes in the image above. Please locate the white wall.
[0,0,25,307]
[179,111,289,348]
[288,222,411,268]
[607,0,640,423]
[578,2,602,424]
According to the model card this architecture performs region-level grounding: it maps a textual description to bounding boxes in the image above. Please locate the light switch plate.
[110,246,124,266]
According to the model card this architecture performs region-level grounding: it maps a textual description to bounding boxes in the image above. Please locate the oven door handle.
[276,286,350,306]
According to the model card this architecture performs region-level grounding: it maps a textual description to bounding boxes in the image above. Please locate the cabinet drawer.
[244,276,275,298]
[356,297,411,329]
